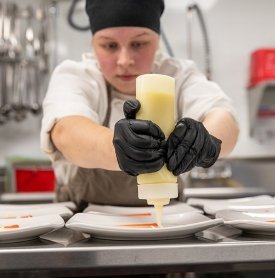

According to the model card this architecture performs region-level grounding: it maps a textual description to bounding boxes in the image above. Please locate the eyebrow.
[133,32,151,38]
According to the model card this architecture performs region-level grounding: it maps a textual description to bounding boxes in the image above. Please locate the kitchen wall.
[1,0,275,166]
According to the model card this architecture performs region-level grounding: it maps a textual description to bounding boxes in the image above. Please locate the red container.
[248,48,275,88]
[15,168,55,192]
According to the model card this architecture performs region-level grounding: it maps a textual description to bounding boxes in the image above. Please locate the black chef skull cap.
[85,0,165,34]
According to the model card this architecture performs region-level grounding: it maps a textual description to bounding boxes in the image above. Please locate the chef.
[40,0,239,209]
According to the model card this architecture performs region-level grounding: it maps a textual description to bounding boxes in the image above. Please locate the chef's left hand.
[166,118,222,176]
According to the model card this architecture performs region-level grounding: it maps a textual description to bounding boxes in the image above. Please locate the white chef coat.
[41,51,236,187]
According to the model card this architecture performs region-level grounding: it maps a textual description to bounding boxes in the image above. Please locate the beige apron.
[55,88,184,210]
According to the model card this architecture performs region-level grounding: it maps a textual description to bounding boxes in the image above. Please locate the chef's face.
[92,27,159,95]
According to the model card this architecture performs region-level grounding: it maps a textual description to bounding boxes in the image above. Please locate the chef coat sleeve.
[40,60,107,162]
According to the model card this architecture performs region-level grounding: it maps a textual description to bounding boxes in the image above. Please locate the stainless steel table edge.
[1,240,275,274]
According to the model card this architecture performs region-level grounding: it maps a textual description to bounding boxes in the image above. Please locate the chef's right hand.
[113,100,166,176]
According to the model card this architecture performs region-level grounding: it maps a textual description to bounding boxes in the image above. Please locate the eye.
[102,42,118,50]
[131,41,148,49]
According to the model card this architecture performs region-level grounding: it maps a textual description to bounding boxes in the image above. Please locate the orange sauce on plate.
[3,215,32,219]
[122,213,152,217]
[118,223,159,228]
[0,224,20,229]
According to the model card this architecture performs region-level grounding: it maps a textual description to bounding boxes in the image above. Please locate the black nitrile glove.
[166,118,222,176]
[113,100,166,176]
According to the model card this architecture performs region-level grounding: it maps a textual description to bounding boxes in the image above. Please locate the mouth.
[116,74,138,82]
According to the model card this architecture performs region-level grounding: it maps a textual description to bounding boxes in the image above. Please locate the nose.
[117,48,134,68]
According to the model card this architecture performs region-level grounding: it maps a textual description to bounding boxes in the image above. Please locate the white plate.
[84,201,202,216]
[187,195,275,215]
[0,206,73,220]
[66,212,223,240]
[0,214,64,243]
[216,209,275,235]
[0,202,76,211]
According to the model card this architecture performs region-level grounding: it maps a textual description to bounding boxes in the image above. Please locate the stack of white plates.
[188,195,275,235]
[0,202,75,243]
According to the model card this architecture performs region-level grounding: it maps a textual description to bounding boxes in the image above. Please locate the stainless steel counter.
[1,186,275,277]
[1,228,275,277]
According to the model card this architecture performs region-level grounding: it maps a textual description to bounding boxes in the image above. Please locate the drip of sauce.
[154,204,164,227]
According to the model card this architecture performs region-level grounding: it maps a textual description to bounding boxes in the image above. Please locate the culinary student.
[40,0,239,209]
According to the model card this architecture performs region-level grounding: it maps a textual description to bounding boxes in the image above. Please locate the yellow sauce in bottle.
[136,74,178,227]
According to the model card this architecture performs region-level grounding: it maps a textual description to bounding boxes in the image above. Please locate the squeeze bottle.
[136,74,178,226]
